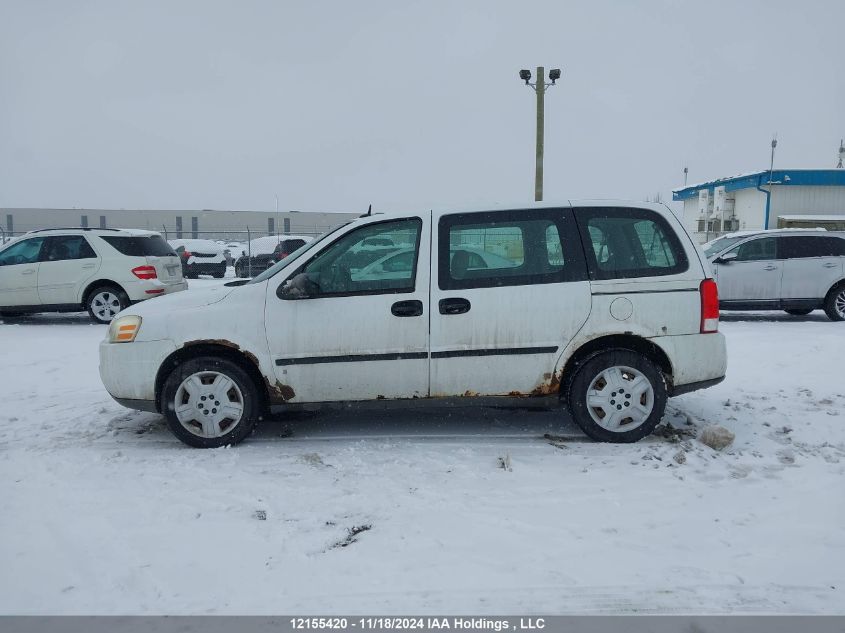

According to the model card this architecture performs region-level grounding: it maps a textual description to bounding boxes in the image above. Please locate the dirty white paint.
[100,202,727,409]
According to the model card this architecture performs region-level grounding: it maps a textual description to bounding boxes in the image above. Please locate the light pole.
[519,66,561,201]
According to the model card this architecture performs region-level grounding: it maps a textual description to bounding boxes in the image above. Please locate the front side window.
[0,237,46,266]
[728,237,777,262]
[44,235,97,261]
[290,218,421,296]
[438,209,586,290]
[576,208,688,280]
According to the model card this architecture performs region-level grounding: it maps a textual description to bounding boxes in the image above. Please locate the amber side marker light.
[109,315,142,343]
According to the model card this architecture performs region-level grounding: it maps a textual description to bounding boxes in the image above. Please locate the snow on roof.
[778,215,845,221]
[168,238,226,252]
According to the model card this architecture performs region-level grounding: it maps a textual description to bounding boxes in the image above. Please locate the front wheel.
[86,286,129,323]
[566,349,667,443]
[161,357,261,448]
[823,284,845,322]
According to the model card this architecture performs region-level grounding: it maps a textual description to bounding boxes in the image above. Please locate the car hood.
[126,283,236,317]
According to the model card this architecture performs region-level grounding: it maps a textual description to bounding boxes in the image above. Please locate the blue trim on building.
[672,169,845,201]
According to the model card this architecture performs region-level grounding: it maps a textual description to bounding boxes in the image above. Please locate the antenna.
[683,166,688,186]
[838,139,844,169]
[768,134,778,184]
[366,204,372,216]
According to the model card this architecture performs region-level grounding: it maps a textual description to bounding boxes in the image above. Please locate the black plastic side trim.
[431,346,558,359]
[276,352,428,366]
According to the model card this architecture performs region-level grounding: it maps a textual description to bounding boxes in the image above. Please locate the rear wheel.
[566,349,667,443]
[235,262,246,278]
[784,308,813,316]
[86,286,129,324]
[161,356,261,448]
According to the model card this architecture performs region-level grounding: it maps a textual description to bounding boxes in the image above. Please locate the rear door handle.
[763,265,778,271]
[21,269,35,275]
[391,300,423,317]
[823,263,838,268]
[82,264,96,269]
[439,297,471,315]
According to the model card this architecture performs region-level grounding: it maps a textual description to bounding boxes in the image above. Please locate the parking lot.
[1,278,844,614]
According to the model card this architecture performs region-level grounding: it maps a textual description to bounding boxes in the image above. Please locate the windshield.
[702,235,751,257]
[247,223,351,284]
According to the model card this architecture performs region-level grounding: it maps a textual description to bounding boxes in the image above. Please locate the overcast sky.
[1,0,843,214]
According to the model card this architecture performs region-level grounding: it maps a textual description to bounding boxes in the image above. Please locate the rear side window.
[780,236,845,258]
[101,235,176,257]
[45,235,97,261]
[438,208,586,290]
[575,207,688,280]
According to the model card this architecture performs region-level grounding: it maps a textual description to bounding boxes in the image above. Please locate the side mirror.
[278,272,320,300]
[714,252,738,264]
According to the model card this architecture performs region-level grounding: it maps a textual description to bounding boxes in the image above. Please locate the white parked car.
[705,229,845,320]
[100,202,727,447]
[0,228,186,323]
[168,239,227,279]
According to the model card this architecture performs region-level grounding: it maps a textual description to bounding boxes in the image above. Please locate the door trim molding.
[276,352,428,366]
[275,345,559,366]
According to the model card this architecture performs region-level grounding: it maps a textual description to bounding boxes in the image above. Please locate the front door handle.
[763,265,778,271]
[391,299,423,317]
[439,297,471,315]
[21,269,35,275]
[823,263,838,268]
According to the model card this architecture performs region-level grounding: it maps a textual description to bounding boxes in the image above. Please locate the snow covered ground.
[1,279,843,614]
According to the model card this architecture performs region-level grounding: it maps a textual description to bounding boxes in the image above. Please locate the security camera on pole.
[519,66,561,201]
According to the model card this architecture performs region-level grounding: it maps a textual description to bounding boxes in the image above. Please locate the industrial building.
[1,207,359,242]
[673,169,845,243]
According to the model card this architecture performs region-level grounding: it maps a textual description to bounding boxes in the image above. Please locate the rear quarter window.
[101,235,176,257]
[575,207,689,280]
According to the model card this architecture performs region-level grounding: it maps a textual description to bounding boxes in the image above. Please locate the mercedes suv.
[0,228,187,323]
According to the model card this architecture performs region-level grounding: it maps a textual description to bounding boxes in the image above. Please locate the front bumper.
[99,338,178,410]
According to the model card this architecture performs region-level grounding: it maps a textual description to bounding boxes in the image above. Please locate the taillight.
[132,265,158,280]
[700,278,719,333]
[183,251,192,258]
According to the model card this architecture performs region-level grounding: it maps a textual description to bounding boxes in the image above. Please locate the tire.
[823,283,845,322]
[566,349,667,443]
[161,356,261,448]
[235,263,245,278]
[86,285,130,324]
[213,268,226,279]
[784,308,813,316]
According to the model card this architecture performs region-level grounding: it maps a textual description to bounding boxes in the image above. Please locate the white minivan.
[100,202,727,447]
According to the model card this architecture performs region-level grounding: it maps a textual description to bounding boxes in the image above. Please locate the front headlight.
[108,315,142,343]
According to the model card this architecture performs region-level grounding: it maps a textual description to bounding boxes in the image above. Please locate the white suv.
[0,228,187,323]
[704,230,845,320]
[100,202,727,447]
